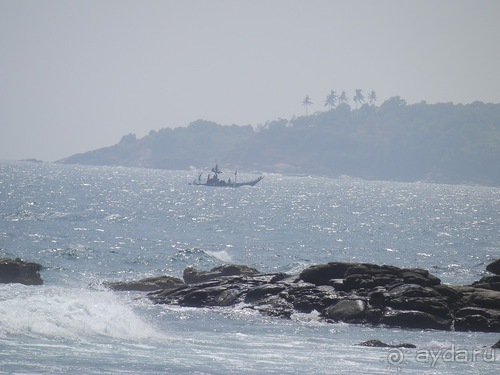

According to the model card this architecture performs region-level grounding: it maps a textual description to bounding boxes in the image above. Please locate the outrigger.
[190,163,264,187]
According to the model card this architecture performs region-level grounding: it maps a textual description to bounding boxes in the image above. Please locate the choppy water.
[1,161,499,374]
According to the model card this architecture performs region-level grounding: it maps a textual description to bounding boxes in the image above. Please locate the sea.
[1,160,499,374]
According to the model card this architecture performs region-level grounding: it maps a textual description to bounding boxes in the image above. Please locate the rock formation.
[183,264,259,284]
[140,260,500,332]
[104,275,184,292]
[0,258,43,285]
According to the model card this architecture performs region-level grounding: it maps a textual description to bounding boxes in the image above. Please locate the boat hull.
[190,176,264,187]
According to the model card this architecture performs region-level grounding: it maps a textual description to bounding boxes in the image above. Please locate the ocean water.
[1,160,499,374]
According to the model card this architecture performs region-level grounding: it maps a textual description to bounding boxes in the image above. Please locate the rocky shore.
[5,254,500,333]
[106,260,500,333]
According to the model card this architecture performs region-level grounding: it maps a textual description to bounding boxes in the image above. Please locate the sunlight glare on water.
[0,161,499,373]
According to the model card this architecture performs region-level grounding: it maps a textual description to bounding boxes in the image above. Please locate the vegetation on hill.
[57,98,500,186]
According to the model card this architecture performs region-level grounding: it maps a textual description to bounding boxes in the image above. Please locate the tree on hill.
[368,90,377,105]
[324,90,338,110]
[379,96,407,112]
[302,95,313,116]
[353,89,365,109]
[338,90,349,105]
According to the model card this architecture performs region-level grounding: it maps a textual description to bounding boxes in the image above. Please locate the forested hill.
[56,99,500,186]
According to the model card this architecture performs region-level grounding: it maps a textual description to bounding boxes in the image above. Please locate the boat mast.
[212,161,222,176]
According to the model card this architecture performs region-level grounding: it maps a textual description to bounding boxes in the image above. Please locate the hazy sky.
[1,0,499,161]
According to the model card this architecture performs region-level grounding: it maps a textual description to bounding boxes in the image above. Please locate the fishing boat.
[190,163,264,187]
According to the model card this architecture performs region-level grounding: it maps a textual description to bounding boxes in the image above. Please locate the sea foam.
[0,284,164,341]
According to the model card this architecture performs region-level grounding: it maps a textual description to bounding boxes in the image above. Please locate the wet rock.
[380,309,452,331]
[387,297,451,318]
[149,273,283,308]
[357,339,416,349]
[452,286,500,310]
[250,295,294,319]
[139,260,500,333]
[403,270,441,287]
[0,258,43,285]
[150,279,240,307]
[299,262,354,285]
[486,259,500,275]
[284,283,339,313]
[471,275,500,292]
[455,314,496,332]
[385,283,441,299]
[244,284,287,303]
[454,307,500,332]
[183,264,259,284]
[104,275,185,292]
[323,299,368,323]
[432,284,464,302]
[368,287,387,306]
[300,262,440,291]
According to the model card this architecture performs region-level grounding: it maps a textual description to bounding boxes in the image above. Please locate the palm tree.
[302,95,313,116]
[368,90,377,106]
[353,89,365,109]
[324,90,338,110]
[338,90,348,104]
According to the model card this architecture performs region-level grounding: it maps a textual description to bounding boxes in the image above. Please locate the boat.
[190,163,264,187]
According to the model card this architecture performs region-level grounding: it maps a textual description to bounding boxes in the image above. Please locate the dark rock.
[183,264,259,284]
[0,258,43,285]
[365,307,384,324]
[150,279,245,307]
[357,339,416,349]
[455,306,500,319]
[343,273,381,290]
[140,261,500,333]
[471,275,500,291]
[149,272,281,308]
[452,286,500,309]
[180,287,219,307]
[402,268,441,287]
[244,284,286,303]
[385,283,441,299]
[387,297,451,318]
[323,299,367,323]
[492,340,500,349]
[368,288,387,306]
[432,284,464,302]
[301,262,441,291]
[182,286,234,307]
[284,284,339,313]
[341,264,402,291]
[486,259,500,275]
[455,314,495,332]
[380,284,453,319]
[454,307,500,332]
[380,309,452,330]
[250,295,294,319]
[105,275,185,292]
[329,278,348,291]
[216,288,245,306]
[299,262,354,285]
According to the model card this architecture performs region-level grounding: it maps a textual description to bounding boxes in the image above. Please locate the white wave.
[0,285,165,342]
[205,250,233,263]
[282,261,309,274]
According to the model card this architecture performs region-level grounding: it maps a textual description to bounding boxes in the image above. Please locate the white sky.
[1,0,499,161]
